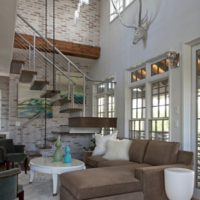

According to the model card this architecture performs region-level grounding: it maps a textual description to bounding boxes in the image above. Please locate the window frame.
[129,55,171,141]
[94,78,116,135]
[129,85,146,139]
[94,78,116,118]
[110,0,135,22]
[149,79,170,141]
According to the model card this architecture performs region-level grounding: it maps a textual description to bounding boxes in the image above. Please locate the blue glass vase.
[64,145,72,163]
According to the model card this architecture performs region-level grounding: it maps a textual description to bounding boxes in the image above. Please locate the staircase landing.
[30,80,49,90]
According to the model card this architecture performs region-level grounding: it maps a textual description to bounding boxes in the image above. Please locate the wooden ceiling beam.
[14,33,100,59]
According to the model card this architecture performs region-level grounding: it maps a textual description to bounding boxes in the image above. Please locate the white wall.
[89,0,200,137]
[0,0,17,76]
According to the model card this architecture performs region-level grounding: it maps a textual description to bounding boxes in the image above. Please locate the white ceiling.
[0,0,17,76]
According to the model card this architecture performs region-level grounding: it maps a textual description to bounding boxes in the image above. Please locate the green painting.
[18,83,53,118]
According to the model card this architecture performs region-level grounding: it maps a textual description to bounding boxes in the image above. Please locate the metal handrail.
[17,14,99,82]
[16,32,76,85]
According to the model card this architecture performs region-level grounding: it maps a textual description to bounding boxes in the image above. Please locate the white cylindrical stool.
[164,168,194,200]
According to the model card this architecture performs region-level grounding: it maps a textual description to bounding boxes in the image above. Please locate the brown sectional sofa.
[60,139,193,200]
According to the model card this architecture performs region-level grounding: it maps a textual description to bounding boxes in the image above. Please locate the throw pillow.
[103,139,132,160]
[92,131,118,156]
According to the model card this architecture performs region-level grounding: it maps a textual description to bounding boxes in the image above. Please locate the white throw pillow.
[92,132,118,156]
[103,139,132,160]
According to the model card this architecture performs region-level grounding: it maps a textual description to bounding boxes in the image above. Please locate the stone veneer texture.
[16,0,100,46]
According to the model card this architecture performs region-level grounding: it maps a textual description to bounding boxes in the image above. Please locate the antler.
[111,0,157,44]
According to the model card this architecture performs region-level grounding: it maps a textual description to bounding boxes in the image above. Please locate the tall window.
[150,80,169,141]
[96,79,115,118]
[130,86,146,139]
[129,57,171,141]
[97,97,105,117]
[110,0,134,21]
[95,79,116,134]
[196,49,200,188]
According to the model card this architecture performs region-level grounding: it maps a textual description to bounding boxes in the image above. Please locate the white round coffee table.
[29,157,85,195]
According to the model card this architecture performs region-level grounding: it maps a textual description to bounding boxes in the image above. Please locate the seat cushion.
[86,155,107,167]
[129,139,149,163]
[61,166,142,200]
[98,160,134,167]
[144,140,179,165]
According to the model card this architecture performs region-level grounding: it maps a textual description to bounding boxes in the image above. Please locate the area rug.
[19,172,59,200]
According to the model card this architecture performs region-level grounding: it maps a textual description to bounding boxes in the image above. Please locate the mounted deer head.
[111,0,155,44]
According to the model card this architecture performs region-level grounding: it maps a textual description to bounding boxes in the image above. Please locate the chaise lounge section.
[60,139,193,200]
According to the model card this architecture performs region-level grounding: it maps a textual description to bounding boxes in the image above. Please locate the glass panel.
[132,99,137,108]
[151,59,168,76]
[164,120,169,132]
[137,109,142,118]
[150,79,169,141]
[97,83,105,94]
[159,95,165,106]
[130,85,146,139]
[152,107,158,118]
[152,120,156,131]
[110,0,123,21]
[125,0,133,6]
[131,67,146,82]
[132,110,137,118]
[159,106,166,117]
[153,96,158,106]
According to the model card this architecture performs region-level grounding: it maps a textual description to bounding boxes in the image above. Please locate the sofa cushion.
[144,140,179,165]
[103,139,132,160]
[61,166,142,200]
[98,160,135,167]
[86,155,107,168]
[92,132,117,156]
[129,139,149,163]
[98,160,151,168]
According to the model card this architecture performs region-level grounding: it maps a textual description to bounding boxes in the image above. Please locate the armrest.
[14,145,25,153]
[135,164,188,200]
[0,168,20,178]
[83,150,93,163]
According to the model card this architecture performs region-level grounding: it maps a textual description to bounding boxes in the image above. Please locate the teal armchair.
[0,168,24,200]
[0,139,28,173]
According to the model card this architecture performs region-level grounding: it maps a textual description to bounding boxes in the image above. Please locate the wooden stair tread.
[10,59,25,74]
[12,59,25,64]
[51,97,71,106]
[19,69,37,83]
[30,80,49,90]
[60,108,82,113]
[40,90,60,98]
